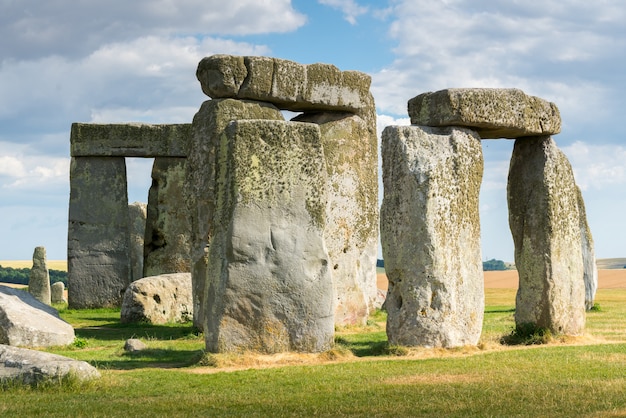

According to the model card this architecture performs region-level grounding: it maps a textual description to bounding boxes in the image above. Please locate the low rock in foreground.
[0,344,100,386]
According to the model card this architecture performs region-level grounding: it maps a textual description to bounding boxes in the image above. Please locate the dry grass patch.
[190,348,356,374]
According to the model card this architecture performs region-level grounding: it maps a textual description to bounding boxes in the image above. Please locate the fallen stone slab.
[408,88,561,139]
[196,54,372,113]
[120,273,193,324]
[0,286,75,347]
[0,344,100,386]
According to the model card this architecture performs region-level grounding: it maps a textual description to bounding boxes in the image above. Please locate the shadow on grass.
[335,335,389,357]
[75,323,200,342]
[93,348,205,370]
[485,308,516,314]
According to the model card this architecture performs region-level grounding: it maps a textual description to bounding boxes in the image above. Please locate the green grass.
[2,290,626,417]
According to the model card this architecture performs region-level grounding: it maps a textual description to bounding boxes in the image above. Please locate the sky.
[1,0,625,262]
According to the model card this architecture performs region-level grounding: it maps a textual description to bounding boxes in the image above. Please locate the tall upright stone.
[205,120,334,353]
[508,136,585,335]
[294,112,378,325]
[381,125,484,348]
[29,246,51,306]
[144,157,191,277]
[128,202,147,282]
[187,98,284,330]
[576,187,598,311]
[68,156,130,308]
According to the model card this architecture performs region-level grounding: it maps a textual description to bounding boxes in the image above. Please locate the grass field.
[2,285,626,416]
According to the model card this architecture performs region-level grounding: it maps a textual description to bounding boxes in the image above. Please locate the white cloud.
[318,0,369,24]
[562,141,626,190]
[0,0,305,60]
[0,142,69,191]
[371,0,626,124]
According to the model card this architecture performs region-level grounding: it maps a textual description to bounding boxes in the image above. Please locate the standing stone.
[187,98,284,330]
[128,202,147,282]
[51,282,67,304]
[508,136,585,335]
[381,125,484,348]
[294,112,378,325]
[144,158,191,277]
[68,156,130,308]
[205,120,334,353]
[576,187,598,311]
[408,88,561,139]
[29,246,51,306]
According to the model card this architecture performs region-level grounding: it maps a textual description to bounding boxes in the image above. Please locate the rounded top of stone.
[407,88,561,139]
[196,54,373,113]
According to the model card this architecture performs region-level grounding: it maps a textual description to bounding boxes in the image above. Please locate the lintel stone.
[407,88,561,139]
[196,54,372,113]
[70,123,191,157]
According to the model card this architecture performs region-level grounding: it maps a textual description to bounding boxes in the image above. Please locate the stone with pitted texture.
[205,120,334,353]
[508,136,585,335]
[197,55,372,113]
[408,88,561,139]
[381,125,484,348]
[120,273,192,324]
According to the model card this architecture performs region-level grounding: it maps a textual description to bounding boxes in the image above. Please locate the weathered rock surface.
[120,273,193,324]
[293,112,379,325]
[205,120,334,353]
[187,98,284,330]
[124,338,147,352]
[129,202,147,282]
[0,286,75,347]
[68,156,130,308]
[381,125,484,348]
[51,282,67,304]
[0,344,100,385]
[508,136,585,335]
[29,246,50,305]
[408,88,561,139]
[197,55,372,113]
[144,157,191,277]
[70,123,191,157]
[577,187,598,311]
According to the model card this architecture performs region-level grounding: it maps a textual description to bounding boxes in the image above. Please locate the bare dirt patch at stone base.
[377,269,626,291]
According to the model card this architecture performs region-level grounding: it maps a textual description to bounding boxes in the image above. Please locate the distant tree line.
[0,265,67,286]
[482,259,508,271]
[377,259,509,271]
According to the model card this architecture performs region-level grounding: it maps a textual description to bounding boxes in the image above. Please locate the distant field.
[596,258,626,269]
[0,259,67,271]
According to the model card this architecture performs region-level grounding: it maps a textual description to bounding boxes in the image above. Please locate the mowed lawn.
[1,269,626,416]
